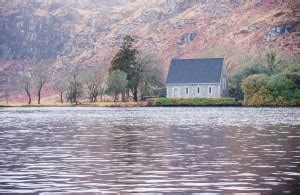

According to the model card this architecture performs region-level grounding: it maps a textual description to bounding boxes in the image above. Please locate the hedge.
[148,98,241,107]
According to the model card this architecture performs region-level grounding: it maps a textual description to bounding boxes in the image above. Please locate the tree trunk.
[114,93,118,102]
[121,92,126,102]
[26,91,31,105]
[37,89,41,104]
[99,84,104,102]
[126,91,130,102]
[142,82,149,100]
[93,91,98,103]
[60,93,63,104]
[74,88,77,105]
[133,86,138,102]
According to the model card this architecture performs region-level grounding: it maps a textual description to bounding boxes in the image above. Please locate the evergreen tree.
[110,35,139,101]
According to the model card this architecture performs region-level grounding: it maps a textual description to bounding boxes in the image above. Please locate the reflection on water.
[0,107,299,194]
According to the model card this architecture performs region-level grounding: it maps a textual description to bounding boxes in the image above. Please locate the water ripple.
[0,107,299,194]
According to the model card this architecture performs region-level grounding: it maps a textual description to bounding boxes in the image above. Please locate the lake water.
[0,107,299,194]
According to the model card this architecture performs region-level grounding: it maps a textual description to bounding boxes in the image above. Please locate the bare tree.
[66,65,82,105]
[83,66,107,103]
[2,74,13,105]
[199,44,250,72]
[19,72,33,105]
[3,88,10,105]
[99,82,106,102]
[136,53,165,99]
[32,64,48,104]
[53,79,68,104]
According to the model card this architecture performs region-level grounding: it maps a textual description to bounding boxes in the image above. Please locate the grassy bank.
[90,101,148,107]
[148,98,241,107]
[2,98,299,108]
[0,102,74,107]
[0,101,149,108]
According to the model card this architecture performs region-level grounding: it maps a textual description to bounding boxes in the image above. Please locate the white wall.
[166,84,221,98]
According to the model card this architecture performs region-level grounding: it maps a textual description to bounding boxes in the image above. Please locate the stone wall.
[166,84,221,98]
[220,63,229,97]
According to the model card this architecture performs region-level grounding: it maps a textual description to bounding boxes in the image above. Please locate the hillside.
[0,0,299,99]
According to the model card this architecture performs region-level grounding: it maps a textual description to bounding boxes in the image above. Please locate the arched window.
[197,86,200,94]
[173,88,179,98]
[186,87,189,95]
[208,86,212,94]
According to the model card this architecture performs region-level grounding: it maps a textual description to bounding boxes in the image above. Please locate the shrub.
[229,63,265,100]
[241,74,268,105]
[241,72,300,106]
[229,51,294,100]
[266,74,295,100]
[148,98,240,107]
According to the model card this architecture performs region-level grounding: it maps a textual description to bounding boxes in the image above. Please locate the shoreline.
[1,98,299,108]
[1,104,299,108]
[0,102,148,108]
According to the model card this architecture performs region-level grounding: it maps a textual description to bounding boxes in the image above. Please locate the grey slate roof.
[166,58,224,84]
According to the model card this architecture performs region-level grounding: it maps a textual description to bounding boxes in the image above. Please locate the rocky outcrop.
[200,4,231,17]
[135,10,167,23]
[0,3,71,62]
[177,32,197,44]
[164,0,205,12]
[264,22,300,42]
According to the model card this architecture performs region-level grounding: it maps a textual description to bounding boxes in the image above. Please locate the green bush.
[266,74,295,100]
[232,51,300,106]
[241,71,300,106]
[229,51,296,101]
[229,63,265,100]
[148,98,241,107]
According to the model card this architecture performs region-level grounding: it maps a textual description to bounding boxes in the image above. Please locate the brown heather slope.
[0,0,299,100]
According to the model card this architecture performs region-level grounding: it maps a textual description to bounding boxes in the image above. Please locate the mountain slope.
[0,0,299,98]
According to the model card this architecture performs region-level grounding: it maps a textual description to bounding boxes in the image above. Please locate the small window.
[173,88,179,98]
[208,86,212,94]
[186,87,189,95]
[197,87,200,94]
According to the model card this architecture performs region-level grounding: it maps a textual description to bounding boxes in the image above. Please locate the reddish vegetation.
[0,0,299,101]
